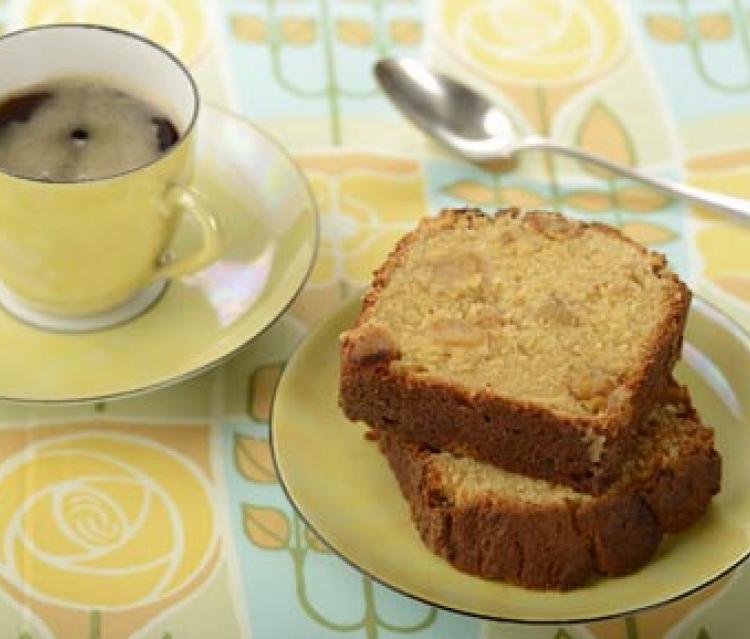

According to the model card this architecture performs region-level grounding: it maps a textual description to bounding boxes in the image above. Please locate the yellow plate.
[271,296,750,623]
[0,103,317,403]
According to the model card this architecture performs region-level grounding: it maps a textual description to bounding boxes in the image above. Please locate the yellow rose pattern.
[0,421,222,639]
[0,0,745,637]
[438,0,626,87]
[0,433,216,609]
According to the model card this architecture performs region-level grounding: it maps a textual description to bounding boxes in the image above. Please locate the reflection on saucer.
[183,245,274,327]
[0,103,316,403]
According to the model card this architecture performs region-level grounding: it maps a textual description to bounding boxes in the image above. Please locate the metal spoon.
[375,57,750,224]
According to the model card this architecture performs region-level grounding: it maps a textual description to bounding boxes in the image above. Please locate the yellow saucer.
[271,296,750,623]
[0,103,317,403]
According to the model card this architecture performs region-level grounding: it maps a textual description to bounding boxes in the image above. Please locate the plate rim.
[1,101,320,405]
[270,294,750,624]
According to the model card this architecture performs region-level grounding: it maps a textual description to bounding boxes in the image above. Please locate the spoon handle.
[521,137,750,225]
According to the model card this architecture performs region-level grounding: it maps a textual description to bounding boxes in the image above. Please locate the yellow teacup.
[0,25,222,326]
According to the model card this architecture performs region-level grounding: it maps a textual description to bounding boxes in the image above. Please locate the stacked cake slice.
[339,208,721,591]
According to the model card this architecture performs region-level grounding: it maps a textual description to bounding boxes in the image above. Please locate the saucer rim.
[0,101,319,405]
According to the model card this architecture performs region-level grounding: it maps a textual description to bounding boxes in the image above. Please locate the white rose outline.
[448,0,625,87]
[0,432,218,610]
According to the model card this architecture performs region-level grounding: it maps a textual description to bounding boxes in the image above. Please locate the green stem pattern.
[289,509,437,636]
[363,578,379,639]
[319,0,342,145]
[267,0,327,98]
[679,0,750,93]
[89,611,101,639]
[373,0,389,57]
[265,0,404,135]
[625,616,639,639]
[337,0,388,99]
[291,515,362,632]
[729,0,750,79]
[534,86,561,205]
[609,177,623,226]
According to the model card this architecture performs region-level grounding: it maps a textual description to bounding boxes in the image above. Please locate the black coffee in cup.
[0,77,180,182]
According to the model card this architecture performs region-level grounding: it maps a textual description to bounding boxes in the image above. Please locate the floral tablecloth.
[0,1,748,638]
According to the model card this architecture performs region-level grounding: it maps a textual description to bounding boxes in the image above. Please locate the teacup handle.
[150,184,223,283]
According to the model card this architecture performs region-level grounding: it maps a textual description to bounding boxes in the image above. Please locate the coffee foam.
[0,77,179,181]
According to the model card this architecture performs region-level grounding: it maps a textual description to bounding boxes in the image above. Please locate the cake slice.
[341,208,691,494]
[377,383,720,590]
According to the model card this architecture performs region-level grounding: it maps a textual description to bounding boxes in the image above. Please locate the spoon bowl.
[374,58,515,156]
